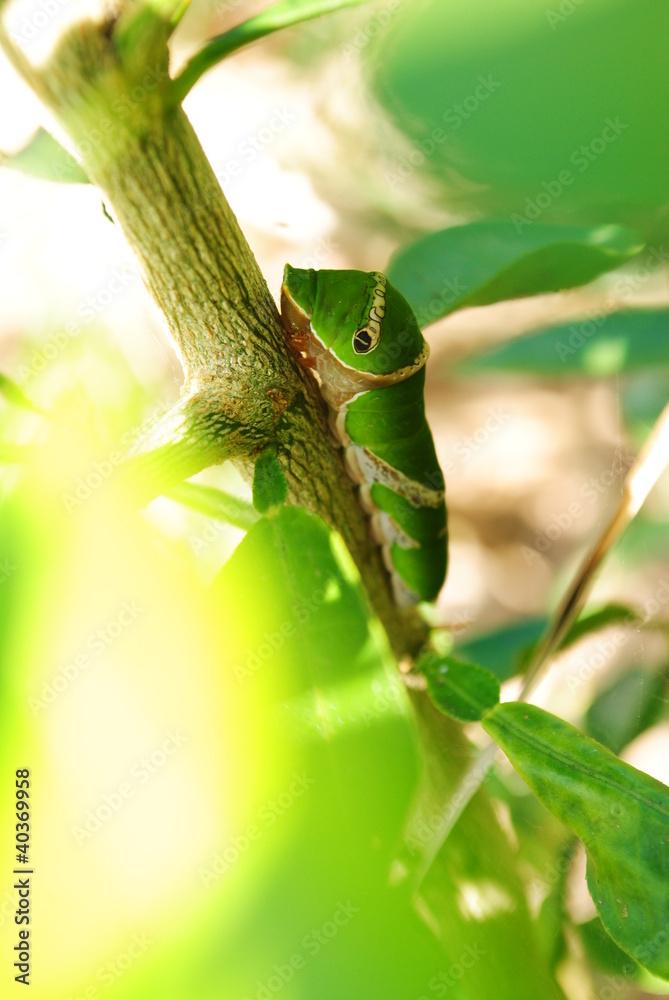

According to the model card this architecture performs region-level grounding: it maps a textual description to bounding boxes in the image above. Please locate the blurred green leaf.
[372,0,669,233]
[561,603,638,649]
[207,508,564,998]
[420,651,500,721]
[400,698,565,1000]
[457,616,546,682]
[167,481,258,530]
[252,448,288,514]
[388,221,642,327]
[171,0,368,103]
[457,603,636,682]
[622,372,669,442]
[516,602,640,675]
[1,129,89,184]
[578,917,639,979]
[458,308,669,377]
[585,664,669,754]
[210,506,449,997]
[535,839,576,971]
[483,702,669,980]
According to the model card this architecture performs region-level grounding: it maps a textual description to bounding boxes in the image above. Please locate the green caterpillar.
[280,265,448,607]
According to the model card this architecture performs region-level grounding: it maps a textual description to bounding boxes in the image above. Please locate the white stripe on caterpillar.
[343,442,444,510]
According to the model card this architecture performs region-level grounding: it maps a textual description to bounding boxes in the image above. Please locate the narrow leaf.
[561,603,638,649]
[172,0,368,103]
[1,129,89,184]
[483,702,669,980]
[388,221,643,327]
[420,652,500,722]
[252,448,288,514]
[516,602,640,675]
[585,664,668,754]
[458,308,669,377]
[167,481,258,531]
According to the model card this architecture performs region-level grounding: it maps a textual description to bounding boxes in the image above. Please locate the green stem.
[167,481,259,531]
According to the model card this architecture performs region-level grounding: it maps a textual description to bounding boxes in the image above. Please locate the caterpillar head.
[281,266,427,380]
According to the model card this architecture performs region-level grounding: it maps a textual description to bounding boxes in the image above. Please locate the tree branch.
[119,392,260,502]
[0,11,427,657]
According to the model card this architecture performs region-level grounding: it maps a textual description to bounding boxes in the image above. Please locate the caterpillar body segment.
[280,265,448,606]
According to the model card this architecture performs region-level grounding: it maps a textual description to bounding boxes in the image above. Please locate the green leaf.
[578,917,639,979]
[398,701,566,1000]
[535,839,576,972]
[516,602,640,676]
[585,664,668,755]
[483,702,669,980]
[420,651,499,721]
[371,1,669,234]
[457,617,547,682]
[1,129,89,184]
[387,221,643,327]
[457,603,636,682]
[166,481,258,531]
[210,508,563,998]
[561,603,638,649]
[212,507,447,996]
[458,308,669,377]
[171,0,369,103]
[252,448,288,514]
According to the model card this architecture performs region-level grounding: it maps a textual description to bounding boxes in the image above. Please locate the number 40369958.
[15,769,31,863]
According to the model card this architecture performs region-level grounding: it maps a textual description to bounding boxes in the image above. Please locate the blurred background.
[0,0,669,997]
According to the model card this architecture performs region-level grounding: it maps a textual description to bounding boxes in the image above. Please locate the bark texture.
[7,14,428,656]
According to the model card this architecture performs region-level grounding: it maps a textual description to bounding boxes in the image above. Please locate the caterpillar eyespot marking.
[280,265,448,606]
[353,328,376,354]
